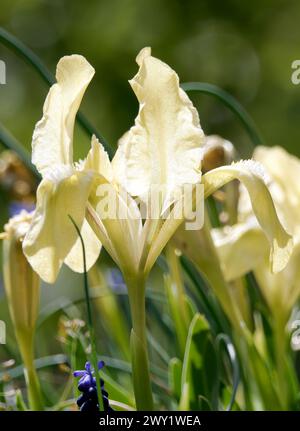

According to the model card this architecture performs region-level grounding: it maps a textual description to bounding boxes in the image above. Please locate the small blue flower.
[108,268,127,294]
[74,361,113,412]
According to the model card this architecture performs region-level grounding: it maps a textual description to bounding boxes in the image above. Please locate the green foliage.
[1,10,300,411]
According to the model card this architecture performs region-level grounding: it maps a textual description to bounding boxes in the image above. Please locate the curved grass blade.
[0,354,68,380]
[181,82,263,149]
[216,333,240,411]
[180,255,229,334]
[147,330,171,365]
[180,313,218,410]
[0,27,113,157]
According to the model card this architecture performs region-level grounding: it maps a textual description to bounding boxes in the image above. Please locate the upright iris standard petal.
[84,138,143,275]
[23,171,95,283]
[22,54,102,282]
[83,135,114,183]
[112,47,204,209]
[32,55,95,176]
[202,160,293,273]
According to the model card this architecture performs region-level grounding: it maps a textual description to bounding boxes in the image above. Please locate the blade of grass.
[181,82,263,149]
[0,26,113,157]
[216,333,240,411]
[0,354,68,380]
[180,255,228,334]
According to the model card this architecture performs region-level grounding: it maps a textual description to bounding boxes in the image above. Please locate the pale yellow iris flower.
[213,146,299,319]
[23,48,293,286]
[86,48,293,281]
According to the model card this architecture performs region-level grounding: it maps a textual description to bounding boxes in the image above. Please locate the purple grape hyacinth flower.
[74,361,113,412]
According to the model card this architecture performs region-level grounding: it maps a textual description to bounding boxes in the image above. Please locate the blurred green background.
[1,0,300,162]
[1,0,300,408]
[2,0,300,299]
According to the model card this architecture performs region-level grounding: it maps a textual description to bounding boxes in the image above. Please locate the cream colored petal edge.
[253,146,300,197]
[202,160,293,273]
[86,203,121,269]
[83,139,143,273]
[23,171,94,283]
[88,181,143,275]
[32,55,95,175]
[144,200,185,275]
[64,219,102,273]
[113,47,204,205]
[82,135,114,182]
[212,221,269,281]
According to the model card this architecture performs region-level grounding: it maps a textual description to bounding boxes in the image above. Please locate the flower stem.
[18,332,43,411]
[273,316,298,410]
[125,273,154,411]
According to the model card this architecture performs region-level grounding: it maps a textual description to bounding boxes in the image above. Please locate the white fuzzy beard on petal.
[43,164,75,183]
[232,159,271,184]
[4,210,34,240]
[74,159,85,171]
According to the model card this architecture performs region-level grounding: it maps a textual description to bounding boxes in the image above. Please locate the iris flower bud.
[1,210,43,410]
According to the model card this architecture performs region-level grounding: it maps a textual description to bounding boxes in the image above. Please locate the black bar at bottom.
[0,411,299,429]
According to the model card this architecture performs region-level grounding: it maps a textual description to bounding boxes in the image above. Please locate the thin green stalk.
[124,272,154,411]
[0,27,113,158]
[181,82,263,149]
[272,316,298,410]
[18,332,43,411]
[165,245,190,357]
[69,216,104,412]
[215,334,240,411]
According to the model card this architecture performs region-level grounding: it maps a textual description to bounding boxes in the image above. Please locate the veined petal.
[250,146,300,232]
[212,219,269,281]
[144,198,185,275]
[255,241,300,317]
[64,219,101,273]
[32,55,95,175]
[23,171,94,283]
[111,130,129,188]
[86,203,121,268]
[253,146,300,202]
[113,47,204,207]
[82,139,143,274]
[88,183,143,275]
[202,160,293,273]
[82,135,113,182]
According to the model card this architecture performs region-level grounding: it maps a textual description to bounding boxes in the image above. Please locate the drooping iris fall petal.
[23,172,95,283]
[202,160,293,273]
